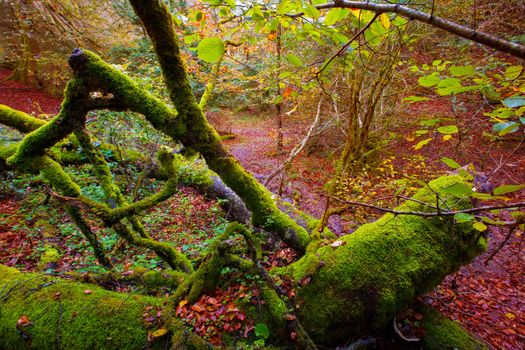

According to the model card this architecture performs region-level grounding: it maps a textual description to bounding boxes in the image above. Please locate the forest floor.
[0,69,524,349]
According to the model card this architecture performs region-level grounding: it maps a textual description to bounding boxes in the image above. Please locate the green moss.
[273,175,487,345]
[260,286,287,331]
[420,305,489,350]
[37,245,61,271]
[0,104,46,133]
[0,265,167,350]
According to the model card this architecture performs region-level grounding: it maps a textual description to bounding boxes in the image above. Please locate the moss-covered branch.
[0,104,46,133]
[419,305,488,350]
[198,54,223,112]
[76,0,311,254]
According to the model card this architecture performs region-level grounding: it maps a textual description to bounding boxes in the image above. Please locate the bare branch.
[328,195,525,217]
[288,1,525,59]
[316,13,379,76]
[264,99,323,186]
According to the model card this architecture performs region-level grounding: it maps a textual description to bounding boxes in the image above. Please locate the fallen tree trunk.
[269,175,487,346]
[0,264,168,350]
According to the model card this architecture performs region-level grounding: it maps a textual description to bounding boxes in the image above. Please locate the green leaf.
[403,96,429,103]
[504,65,522,80]
[206,0,222,5]
[492,121,519,135]
[441,182,473,196]
[303,4,320,19]
[194,11,203,21]
[279,71,293,79]
[473,221,487,232]
[277,0,293,14]
[454,213,474,223]
[502,96,525,108]
[286,54,303,66]
[413,138,432,150]
[184,34,199,45]
[255,323,269,339]
[437,77,461,88]
[370,21,387,37]
[219,7,228,17]
[471,193,507,200]
[493,184,525,195]
[481,217,507,225]
[418,74,440,87]
[420,118,441,127]
[449,65,475,76]
[324,8,342,25]
[437,125,459,135]
[441,157,460,169]
[197,38,225,63]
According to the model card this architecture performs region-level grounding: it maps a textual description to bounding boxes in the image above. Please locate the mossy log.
[419,305,489,350]
[271,175,487,346]
[0,264,169,350]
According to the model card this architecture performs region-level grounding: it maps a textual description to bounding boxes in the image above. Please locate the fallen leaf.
[331,240,346,247]
[151,328,168,338]
[17,315,31,327]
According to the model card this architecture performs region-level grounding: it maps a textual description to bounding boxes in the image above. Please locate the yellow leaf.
[152,328,169,338]
[505,312,516,320]
[380,13,391,29]
[442,135,452,141]
[350,9,361,17]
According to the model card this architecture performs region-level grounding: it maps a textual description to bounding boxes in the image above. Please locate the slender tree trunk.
[275,24,284,154]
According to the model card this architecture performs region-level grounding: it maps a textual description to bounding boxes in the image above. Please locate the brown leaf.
[284,313,296,321]
[17,315,31,327]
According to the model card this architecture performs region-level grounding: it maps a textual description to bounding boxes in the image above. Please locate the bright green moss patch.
[37,245,61,271]
[420,305,489,350]
[0,265,168,350]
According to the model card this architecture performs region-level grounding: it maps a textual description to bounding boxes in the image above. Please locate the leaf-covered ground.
[0,69,524,349]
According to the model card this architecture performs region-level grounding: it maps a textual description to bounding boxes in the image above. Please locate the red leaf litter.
[0,199,38,271]
[0,70,61,115]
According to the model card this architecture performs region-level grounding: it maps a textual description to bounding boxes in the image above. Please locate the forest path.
[0,73,523,349]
